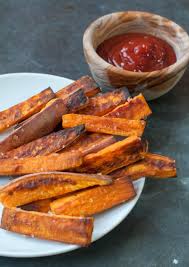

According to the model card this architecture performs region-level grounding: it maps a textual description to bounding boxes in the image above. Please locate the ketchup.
[96,33,176,72]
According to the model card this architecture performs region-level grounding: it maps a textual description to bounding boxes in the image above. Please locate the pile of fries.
[0,76,176,246]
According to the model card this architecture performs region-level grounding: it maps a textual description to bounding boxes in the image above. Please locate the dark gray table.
[0,0,189,266]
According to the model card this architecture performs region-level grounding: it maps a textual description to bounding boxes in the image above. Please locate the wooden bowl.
[83,11,189,100]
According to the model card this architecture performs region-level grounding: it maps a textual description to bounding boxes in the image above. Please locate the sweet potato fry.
[0,171,112,207]
[0,152,82,176]
[0,88,55,132]
[111,153,177,180]
[21,199,52,213]
[62,133,121,155]
[63,95,149,155]
[105,94,152,119]
[76,136,145,174]
[0,98,64,153]
[51,177,136,216]
[78,88,129,116]
[56,76,100,98]
[0,125,85,159]
[63,114,146,137]
[0,89,87,153]
[1,207,93,246]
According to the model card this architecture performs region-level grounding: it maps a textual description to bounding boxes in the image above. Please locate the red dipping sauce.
[97,33,176,72]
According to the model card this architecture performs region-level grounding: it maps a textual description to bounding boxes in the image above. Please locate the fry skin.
[78,88,129,116]
[56,76,100,98]
[0,98,64,153]
[111,153,177,180]
[0,152,82,176]
[105,94,152,119]
[63,88,89,113]
[21,199,52,213]
[51,177,136,216]
[0,89,87,153]
[0,125,85,159]
[63,114,146,137]
[0,87,55,132]
[0,172,112,207]
[62,133,121,156]
[76,136,145,174]
[1,207,93,246]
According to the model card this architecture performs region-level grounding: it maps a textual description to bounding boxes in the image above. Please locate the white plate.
[0,73,145,258]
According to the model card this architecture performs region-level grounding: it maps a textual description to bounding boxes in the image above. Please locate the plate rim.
[0,72,145,258]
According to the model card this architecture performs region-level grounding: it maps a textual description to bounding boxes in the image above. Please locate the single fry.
[0,125,85,159]
[0,172,112,207]
[0,152,82,176]
[63,114,146,137]
[21,199,52,213]
[51,177,136,216]
[56,75,100,98]
[111,153,177,180]
[0,89,87,153]
[76,136,145,174]
[0,88,55,132]
[78,88,129,116]
[105,94,152,119]
[1,207,93,246]
[63,133,120,156]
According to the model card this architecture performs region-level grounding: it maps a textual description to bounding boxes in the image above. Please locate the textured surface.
[0,0,189,266]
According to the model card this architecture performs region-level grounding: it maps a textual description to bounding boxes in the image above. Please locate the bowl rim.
[83,10,189,77]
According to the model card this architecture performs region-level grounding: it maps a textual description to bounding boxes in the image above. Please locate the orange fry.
[111,153,177,180]
[0,152,82,176]
[106,94,152,119]
[76,136,145,174]
[51,177,136,216]
[1,207,93,246]
[63,114,146,137]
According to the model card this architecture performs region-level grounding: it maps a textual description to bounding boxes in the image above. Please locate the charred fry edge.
[56,76,101,98]
[78,88,129,116]
[20,199,52,213]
